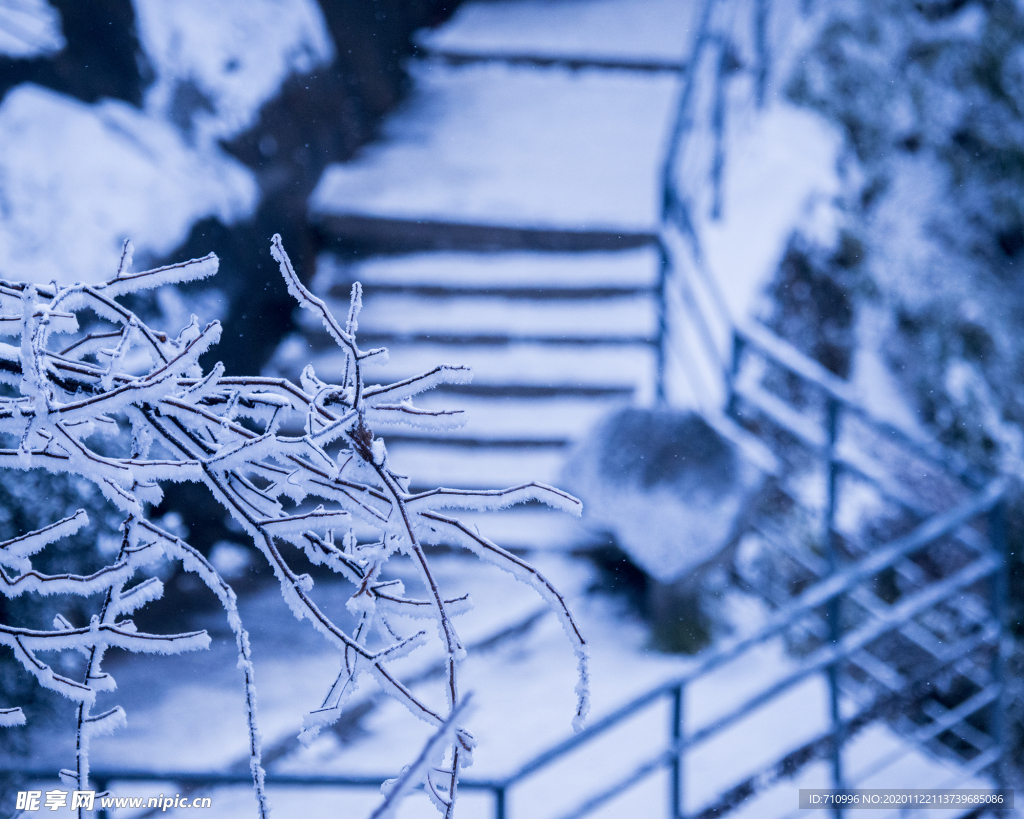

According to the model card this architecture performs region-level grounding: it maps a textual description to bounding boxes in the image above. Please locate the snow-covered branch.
[0,236,587,819]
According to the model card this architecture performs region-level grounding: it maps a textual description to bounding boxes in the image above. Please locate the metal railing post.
[494,785,507,819]
[988,498,1009,793]
[656,238,670,407]
[754,0,769,107]
[710,36,729,221]
[822,397,845,817]
[670,683,685,818]
[725,331,744,418]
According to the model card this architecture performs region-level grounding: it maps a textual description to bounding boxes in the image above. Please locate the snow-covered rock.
[0,0,64,58]
[133,0,334,145]
[563,410,765,584]
[0,84,257,285]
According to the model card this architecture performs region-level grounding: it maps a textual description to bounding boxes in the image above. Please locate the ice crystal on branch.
[0,235,588,818]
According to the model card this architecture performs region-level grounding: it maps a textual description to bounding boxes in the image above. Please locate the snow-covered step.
[276,248,661,412]
[317,248,660,292]
[353,505,593,553]
[307,291,656,342]
[416,0,702,71]
[279,3,681,547]
[309,60,679,247]
[384,394,629,443]
[385,440,568,490]
[314,215,656,253]
[278,337,657,398]
[446,507,593,551]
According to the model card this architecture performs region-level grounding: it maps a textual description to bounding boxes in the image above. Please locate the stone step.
[317,248,660,292]
[277,248,662,415]
[280,337,657,402]
[309,60,679,244]
[384,439,568,489]
[381,393,629,443]
[303,291,657,342]
[312,214,657,253]
[430,384,636,399]
[425,507,594,551]
[415,0,702,70]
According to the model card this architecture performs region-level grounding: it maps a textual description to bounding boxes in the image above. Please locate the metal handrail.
[649,20,1010,804]
[567,0,1009,810]
[559,621,1002,819]
[491,488,1003,779]
[6,770,505,791]
[730,323,991,488]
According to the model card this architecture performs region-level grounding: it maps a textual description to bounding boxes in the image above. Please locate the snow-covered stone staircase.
[269,0,712,550]
[260,1,1015,814]
[273,248,662,549]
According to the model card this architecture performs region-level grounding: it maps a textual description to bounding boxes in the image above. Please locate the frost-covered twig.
[0,236,587,818]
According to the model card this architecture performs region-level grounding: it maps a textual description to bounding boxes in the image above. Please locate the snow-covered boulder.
[0,84,256,284]
[0,0,64,58]
[133,0,334,145]
[563,409,765,585]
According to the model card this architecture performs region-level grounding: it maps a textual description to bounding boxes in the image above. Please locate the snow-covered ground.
[15,554,995,818]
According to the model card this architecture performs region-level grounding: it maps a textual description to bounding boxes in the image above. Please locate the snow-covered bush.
[0,237,588,818]
[563,410,765,653]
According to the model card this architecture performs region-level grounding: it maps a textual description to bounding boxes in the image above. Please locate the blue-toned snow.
[14,555,988,819]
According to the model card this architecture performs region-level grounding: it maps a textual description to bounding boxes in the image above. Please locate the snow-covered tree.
[0,236,588,818]
[776,0,1024,774]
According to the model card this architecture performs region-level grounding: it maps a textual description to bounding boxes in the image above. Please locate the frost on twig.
[0,235,587,818]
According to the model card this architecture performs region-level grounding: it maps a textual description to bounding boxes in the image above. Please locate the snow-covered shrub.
[0,237,588,818]
[563,410,765,653]
[564,410,763,582]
